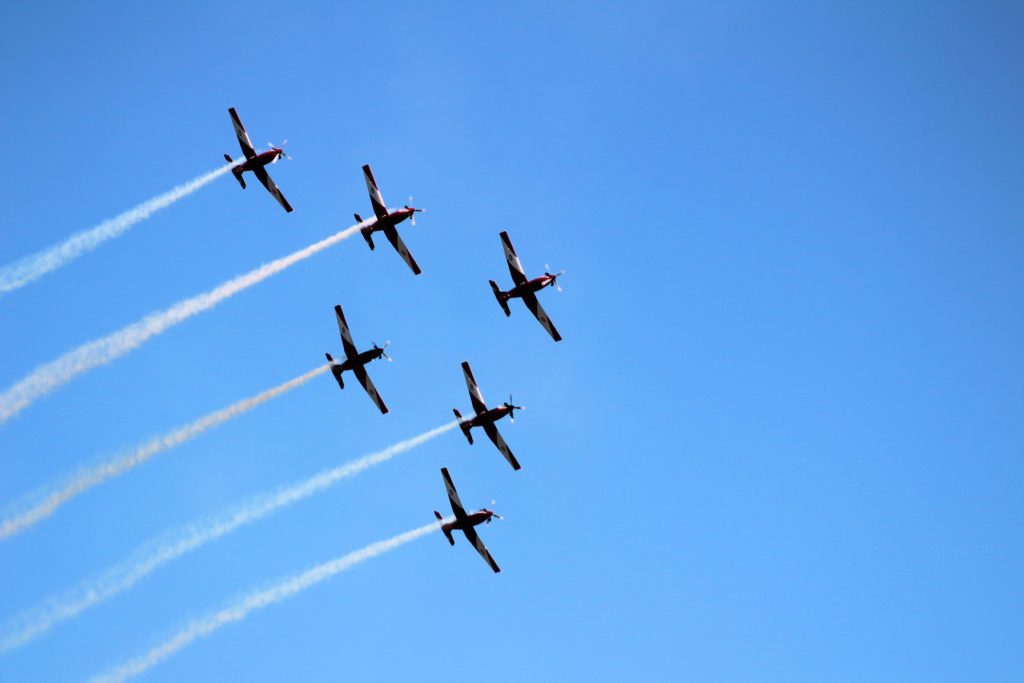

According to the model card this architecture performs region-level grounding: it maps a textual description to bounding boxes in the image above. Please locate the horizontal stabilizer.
[453,409,473,444]
[435,511,455,545]
[489,280,511,316]
[225,156,245,189]
[325,352,344,389]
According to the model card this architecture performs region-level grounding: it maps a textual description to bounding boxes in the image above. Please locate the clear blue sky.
[2,2,1022,681]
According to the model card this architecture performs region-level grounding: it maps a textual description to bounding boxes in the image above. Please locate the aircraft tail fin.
[354,213,362,223]
[453,409,473,444]
[435,511,455,545]
[489,280,511,316]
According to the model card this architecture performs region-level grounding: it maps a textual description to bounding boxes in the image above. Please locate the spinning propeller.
[372,340,392,361]
[268,140,290,159]
[404,196,425,225]
[545,265,566,292]
[485,500,503,524]
[503,395,525,422]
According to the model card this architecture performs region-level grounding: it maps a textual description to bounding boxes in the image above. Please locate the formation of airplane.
[353,164,425,275]
[220,107,570,573]
[223,108,293,213]
[325,305,390,414]
[452,361,523,471]
[434,467,502,573]
[489,231,564,341]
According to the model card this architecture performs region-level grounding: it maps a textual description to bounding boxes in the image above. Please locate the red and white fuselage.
[232,147,285,176]
[440,508,498,536]
[359,206,418,236]
[495,272,561,301]
[459,403,515,431]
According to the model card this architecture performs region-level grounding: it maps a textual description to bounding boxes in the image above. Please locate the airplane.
[452,361,523,470]
[434,467,502,573]
[489,231,564,341]
[324,304,390,414]
[353,164,424,274]
[223,107,293,213]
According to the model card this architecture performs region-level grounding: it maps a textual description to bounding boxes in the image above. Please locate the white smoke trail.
[0,220,368,423]
[0,421,457,652]
[0,161,241,295]
[89,520,443,683]
[0,365,330,541]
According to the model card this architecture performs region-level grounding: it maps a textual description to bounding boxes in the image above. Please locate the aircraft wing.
[441,467,468,521]
[351,363,388,414]
[499,231,528,286]
[461,525,501,573]
[382,225,422,275]
[362,165,389,220]
[333,305,359,360]
[521,292,562,342]
[483,422,521,470]
[228,107,257,160]
[461,361,488,415]
[252,166,293,213]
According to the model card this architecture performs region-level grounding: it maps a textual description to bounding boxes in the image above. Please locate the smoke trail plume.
[0,220,367,423]
[0,421,457,651]
[89,520,443,682]
[0,365,331,541]
[0,162,241,295]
